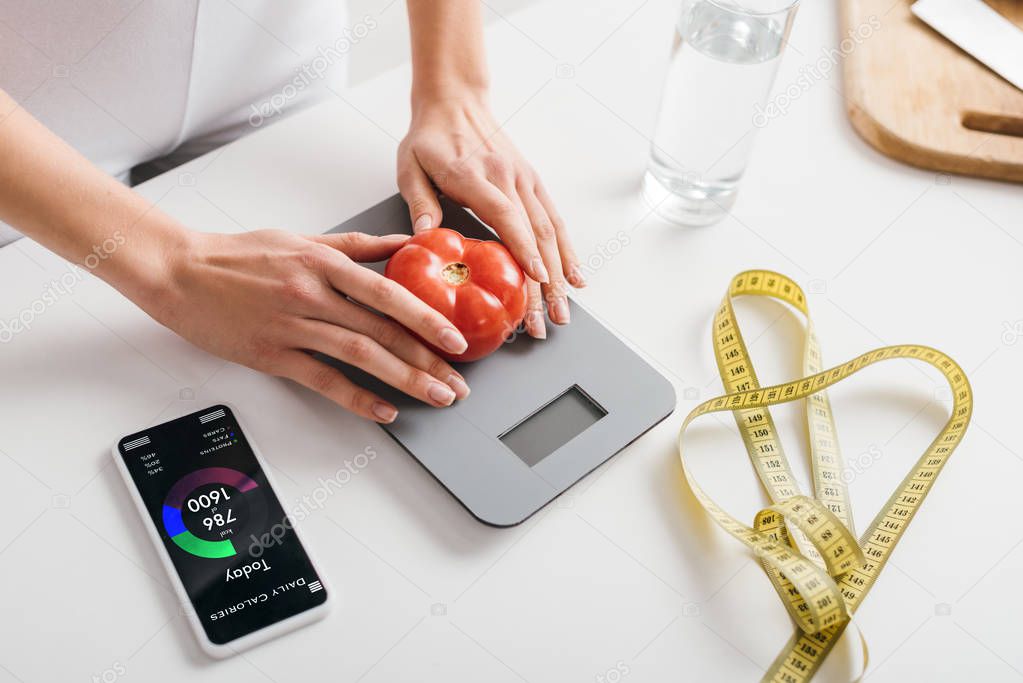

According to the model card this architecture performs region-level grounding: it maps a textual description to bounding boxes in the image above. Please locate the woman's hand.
[147,229,471,423]
[0,89,470,423]
[396,92,585,340]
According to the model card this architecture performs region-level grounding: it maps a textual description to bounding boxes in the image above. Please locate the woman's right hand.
[145,228,471,423]
[0,89,469,424]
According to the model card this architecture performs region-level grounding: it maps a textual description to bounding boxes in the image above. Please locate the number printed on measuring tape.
[677,270,972,682]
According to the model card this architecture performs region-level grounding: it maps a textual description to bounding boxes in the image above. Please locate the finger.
[451,174,549,284]
[492,177,563,332]
[535,180,585,287]
[315,296,469,399]
[276,350,398,423]
[518,182,571,325]
[396,148,443,233]
[524,279,546,339]
[313,232,410,262]
[294,318,458,408]
[324,257,469,357]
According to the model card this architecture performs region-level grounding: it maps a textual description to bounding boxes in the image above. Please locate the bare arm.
[406,0,489,103]
[400,0,584,341]
[0,89,182,302]
[0,89,470,421]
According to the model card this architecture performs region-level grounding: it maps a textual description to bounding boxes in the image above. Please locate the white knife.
[912,0,1023,92]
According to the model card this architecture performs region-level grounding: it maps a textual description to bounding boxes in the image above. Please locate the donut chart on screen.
[162,467,259,559]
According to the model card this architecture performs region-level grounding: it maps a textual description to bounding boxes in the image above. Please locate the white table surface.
[2,1,1022,682]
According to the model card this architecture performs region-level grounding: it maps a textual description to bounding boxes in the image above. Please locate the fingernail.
[428,381,456,406]
[438,327,468,354]
[372,402,398,423]
[447,373,470,400]
[414,214,433,232]
[530,258,550,284]
[568,264,586,287]
[527,310,546,339]
[383,233,410,241]
[552,297,570,324]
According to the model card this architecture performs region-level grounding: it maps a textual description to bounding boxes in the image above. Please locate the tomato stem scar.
[442,262,470,285]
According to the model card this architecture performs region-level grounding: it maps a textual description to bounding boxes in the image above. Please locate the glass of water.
[643,0,799,226]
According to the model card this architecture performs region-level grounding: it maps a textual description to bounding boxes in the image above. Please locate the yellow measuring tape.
[677,270,972,682]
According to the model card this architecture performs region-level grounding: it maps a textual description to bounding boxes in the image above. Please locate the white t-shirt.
[0,0,355,245]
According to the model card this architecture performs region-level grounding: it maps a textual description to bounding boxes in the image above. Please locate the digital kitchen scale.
[324,195,675,526]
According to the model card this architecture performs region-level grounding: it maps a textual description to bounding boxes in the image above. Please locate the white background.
[1,1,1022,682]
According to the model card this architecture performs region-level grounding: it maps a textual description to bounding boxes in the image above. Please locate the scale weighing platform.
[325,195,675,526]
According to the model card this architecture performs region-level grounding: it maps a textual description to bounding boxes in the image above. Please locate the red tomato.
[384,228,527,362]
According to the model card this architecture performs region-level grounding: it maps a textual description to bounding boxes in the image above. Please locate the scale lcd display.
[499,385,606,466]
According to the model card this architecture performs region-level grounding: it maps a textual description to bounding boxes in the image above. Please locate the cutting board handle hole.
[961,111,1023,139]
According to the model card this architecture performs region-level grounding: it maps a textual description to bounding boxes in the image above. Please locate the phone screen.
[117,405,327,645]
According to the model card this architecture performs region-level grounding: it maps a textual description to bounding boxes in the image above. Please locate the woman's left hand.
[396,92,585,340]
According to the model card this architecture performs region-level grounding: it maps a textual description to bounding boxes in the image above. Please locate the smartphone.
[112,404,331,657]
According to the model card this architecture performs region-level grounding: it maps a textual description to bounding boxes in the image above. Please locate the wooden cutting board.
[840,0,1023,183]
